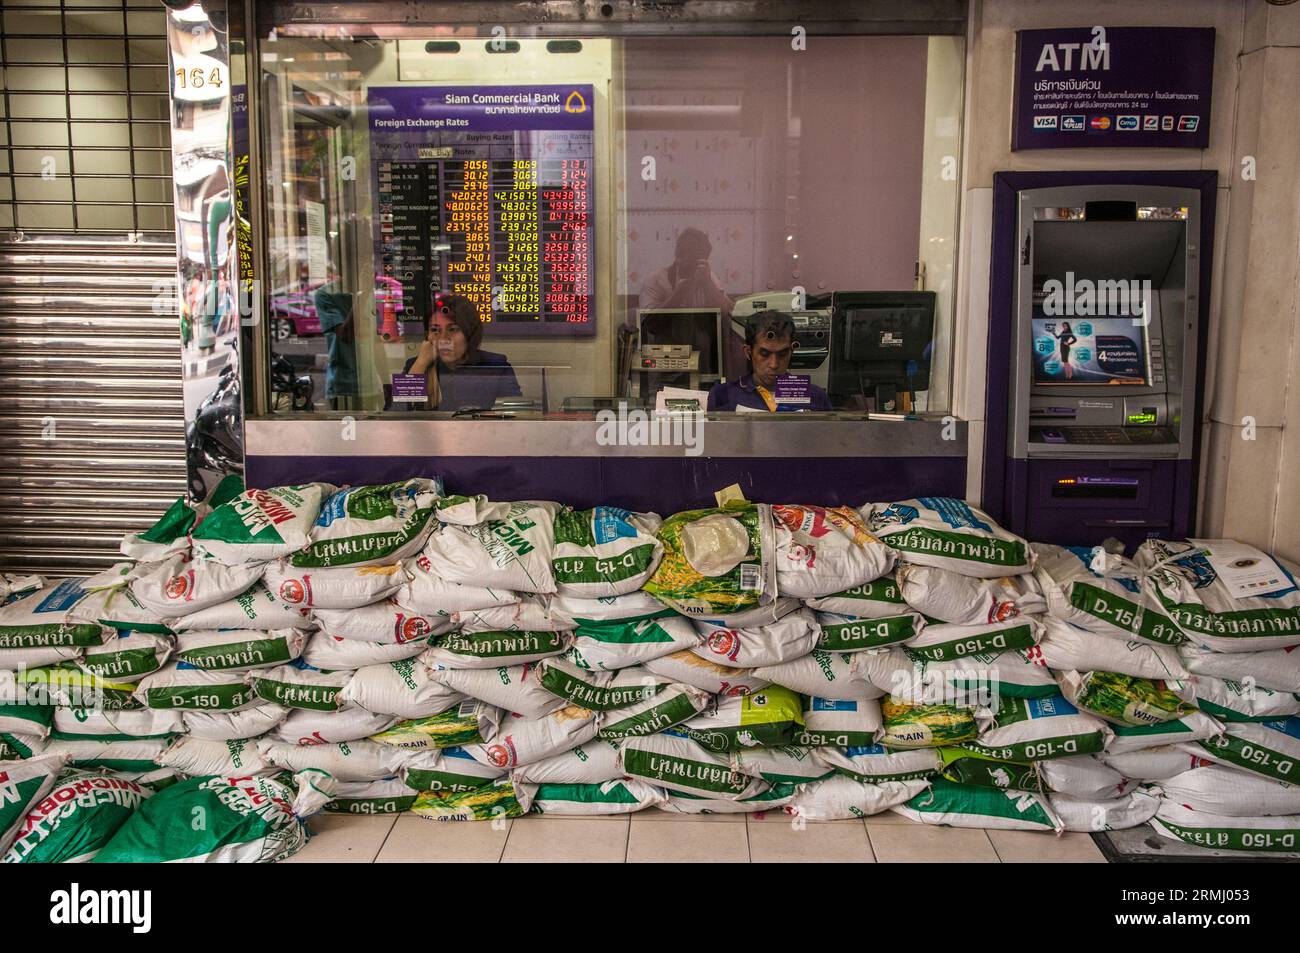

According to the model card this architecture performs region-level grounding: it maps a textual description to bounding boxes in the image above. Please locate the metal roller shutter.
[0,236,186,576]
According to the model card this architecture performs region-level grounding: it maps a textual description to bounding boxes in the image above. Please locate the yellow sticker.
[714,484,748,507]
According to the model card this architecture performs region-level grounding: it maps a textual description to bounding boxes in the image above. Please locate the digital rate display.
[368,85,595,336]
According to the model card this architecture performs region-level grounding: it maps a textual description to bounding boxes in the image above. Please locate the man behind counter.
[707,310,832,412]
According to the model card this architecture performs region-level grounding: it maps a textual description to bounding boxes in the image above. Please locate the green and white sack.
[134,663,261,711]
[120,494,200,562]
[182,704,289,741]
[937,748,1039,790]
[813,610,922,652]
[551,506,663,598]
[175,628,307,671]
[312,599,454,644]
[0,752,67,855]
[1151,799,1300,853]
[262,561,406,611]
[301,632,429,670]
[892,648,1058,708]
[896,563,1045,624]
[92,770,335,863]
[425,499,561,594]
[325,778,418,815]
[620,731,768,800]
[0,734,44,759]
[43,737,172,773]
[642,503,779,623]
[1179,643,1300,694]
[51,707,183,739]
[509,738,623,785]
[369,701,502,750]
[250,662,351,712]
[0,703,51,739]
[130,555,266,617]
[427,663,562,720]
[1160,764,1300,816]
[191,483,335,564]
[1104,712,1224,755]
[72,584,172,636]
[880,699,989,749]
[166,579,311,632]
[679,685,804,751]
[1100,745,1207,781]
[394,552,518,614]
[1137,539,1300,653]
[410,777,526,821]
[401,746,505,792]
[78,630,172,683]
[1185,718,1300,782]
[16,664,138,710]
[1048,789,1160,832]
[658,782,798,815]
[642,649,771,697]
[752,649,880,701]
[569,615,700,671]
[905,617,1043,664]
[786,775,928,820]
[966,693,1111,761]
[469,705,601,769]
[1058,670,1197,727]
[1173,674,1300,722]
[291,479,440,569]
[732,744,834,784]
[272,705,399,746]
[258,738,409,781]
[770,503,894,599]
[1035,617,1186,680]
[1039,755,1129,799]
[0,645,81,670]
[341,658,466,720]
[690,608,820,668]
[893,778,1062,832]
[425,629,572,669]
[804,575,909,618]
[453,597,569,633]
[550,590,675,626]
[521,778,666,815]
[1033,543,1181,644]
[157,736,273,777]
[0,579,114,649]
[596,683,711,739]
[2,771,150,863]
[535,657,666,711]
[800,696,882,747]
[867,498,1035,578]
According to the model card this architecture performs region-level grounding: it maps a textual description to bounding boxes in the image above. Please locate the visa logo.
[1061,115,1085,131]
[1116,115,1139,130]
[1090,116,1111,130]
[1033,115,1058,130]
[1178,115,1200,132]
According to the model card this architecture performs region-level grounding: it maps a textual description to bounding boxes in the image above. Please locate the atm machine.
[989,179,1214,554]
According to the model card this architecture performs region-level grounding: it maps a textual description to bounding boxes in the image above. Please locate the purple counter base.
[245,455,967,511]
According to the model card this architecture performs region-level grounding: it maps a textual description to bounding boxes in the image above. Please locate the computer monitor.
[828,291,936,411]
[637,308,723,376]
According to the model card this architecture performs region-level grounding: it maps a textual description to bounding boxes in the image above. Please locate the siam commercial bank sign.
[1012,27,1215,150]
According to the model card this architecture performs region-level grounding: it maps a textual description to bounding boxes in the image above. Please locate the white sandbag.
[130,555,266,617]
[393,553,518,614]
[813,610,923,653]
[469,705,601,770]
[0,753,68,855]
[785,775,929,820]
[892,778,1062,832]
[182,704,289,741]
[966,693,1112,762]
[174,628,308,671]
[1033,542,1182,645]
[424,629,572,669]
[509,737,624,785]
[770,503,894,599]
[51,708,183,739]
[1104,712,1224,755]
[250,663,352,711]
[71,584,172,636]
[1173,674,1300,722]
[520,778,666,816]
[889,649,1058,709]
[190,483,335,564]
[452,597,568,633]
[1151,799,1300,853]
[427,663,564,720]
[290,479,440,569]
[905,617,1043,664]
[551,506,663,598]
[1184,717,1300,782]
[596,683,712,739]
[0,645,81,669]
[133,663,261,711]
[1035,616,1186,680]
[312,599,456,644]
[643,648,770,697]
[401,746,507,792]
[657,783,796,815]
[570,615,701,671]
[0,579,115,649]
[301,632,429,670]
[731,744,833,784]
[1100,745,1209,781]
[812,744,941,782]
[690,607,820,669]
[78,630,173,683]
[1038,755,1129,799]
[1048,789,1160,832]
[259,739,411,782]
[340,658,466,720]
[0,573,43,605]
[42,736,171,772]
[804,575,910,618]
[799,696,882,747]
[619,730,769,800]
[753,649,884,701]
[896,563,1045,624]
[424,499,561,593]
[867,498,1035,578]
[156,736,273,777]
[262,561,406,611]
[271,704,400,746]
[166,579,312,633]
[325,778,419,815]
[1160,764,1300,817]
[533,658,666,711]
[549,590,674,626]
[1179,643,1300,694]
[1137,539,1300,652]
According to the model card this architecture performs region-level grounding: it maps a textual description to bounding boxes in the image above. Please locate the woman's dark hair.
[431,293,484,362]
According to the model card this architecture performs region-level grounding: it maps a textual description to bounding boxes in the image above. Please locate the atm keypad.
[1030,426,1177,445]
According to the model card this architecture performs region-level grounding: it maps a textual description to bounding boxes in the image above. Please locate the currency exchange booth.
[168,1,970,510]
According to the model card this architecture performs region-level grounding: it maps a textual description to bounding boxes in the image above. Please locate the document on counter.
[655,387,710,414]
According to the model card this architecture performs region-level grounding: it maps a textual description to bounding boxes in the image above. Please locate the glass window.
[255,22,962,418]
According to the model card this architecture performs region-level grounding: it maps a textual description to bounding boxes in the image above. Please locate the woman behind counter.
[399,294,521,412]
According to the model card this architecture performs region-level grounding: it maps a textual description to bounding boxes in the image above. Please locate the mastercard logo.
[1090,116,1111,130]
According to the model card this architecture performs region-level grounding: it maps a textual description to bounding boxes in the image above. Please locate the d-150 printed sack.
[1033,543,1182,645]
[1150,799,1300,853]
[866,498,1035,578]
[551,506,663,598]
[291,479,440,569]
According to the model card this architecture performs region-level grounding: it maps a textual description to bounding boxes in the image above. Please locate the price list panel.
[369,85,595,337]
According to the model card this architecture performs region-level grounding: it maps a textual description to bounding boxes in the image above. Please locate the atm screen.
[1031,317,1149,385]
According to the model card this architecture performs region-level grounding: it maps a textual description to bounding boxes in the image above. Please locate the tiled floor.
[284,810,1108,863]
